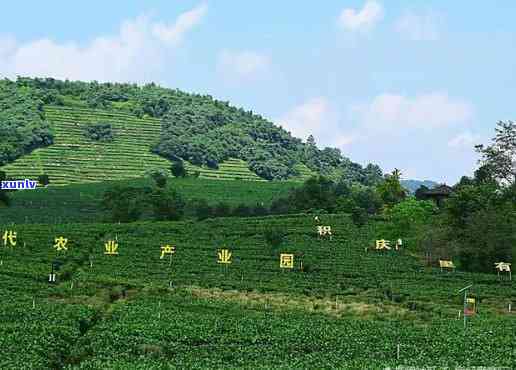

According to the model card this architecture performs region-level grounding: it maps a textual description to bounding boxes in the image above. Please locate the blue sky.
[1,1,515,183]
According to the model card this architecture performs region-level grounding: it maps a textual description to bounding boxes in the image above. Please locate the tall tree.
[377,169,407,207]
[475,120,516,186]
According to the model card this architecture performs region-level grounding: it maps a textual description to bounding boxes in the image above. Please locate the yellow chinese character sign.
[104,240,119,255]
[2,230,17,247]
[218,249,232,264]
[375,239,391,250]
[160,245,176,259]
[280,253,294,269]
[54,236,68,251]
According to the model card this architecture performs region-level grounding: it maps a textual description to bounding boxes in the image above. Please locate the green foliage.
[37,174,50,186]
[146,168,168,188]
[475,120,515,185]
[148,186,185,221]
[101,185,147,222]
[83,122,114,142]
[0,177,298,224]
[5,77,379,182]
[263,227,285,253]
[1,214,516,368]
[191,198,213,220]
[0,80,53,166]
[377,169,407,207]
[170,159,186,178]
[383,198,437,240]
[456,203,516,272]
[0,170,9,207]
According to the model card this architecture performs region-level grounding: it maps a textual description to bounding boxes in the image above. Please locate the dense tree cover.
[146,168,168,188]
[0,79,53,166]
[101,186,148,222]
[102,184,186,222]
[419,123,516,273]
[475,120,515,185]
[37,174,50,187]
[83,123,114,142]
[0,170,9,207]
[377,169,407,207]
[170,160,187,178]
[4,77,381,182]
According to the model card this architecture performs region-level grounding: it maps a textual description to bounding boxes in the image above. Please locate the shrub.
[170,160,187,178]
[263,227,285,253]
[149,187,186,221]
[38,174,50,186]
[84,122,114,142]
[146,168,168,188]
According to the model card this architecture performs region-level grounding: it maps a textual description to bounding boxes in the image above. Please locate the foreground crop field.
[1,215,515,368]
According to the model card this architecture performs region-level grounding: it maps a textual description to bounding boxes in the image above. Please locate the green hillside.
[1,215,515,368]
[1,106,311,186]
[0,77,380,185]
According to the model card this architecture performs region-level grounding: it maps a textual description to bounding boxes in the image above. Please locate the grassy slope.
[1,215,515,368]
[0,106,314,185]
[0,177,299,224]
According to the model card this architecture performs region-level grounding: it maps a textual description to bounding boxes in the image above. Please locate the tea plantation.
[0,106,313,186]
[1,215,515,369]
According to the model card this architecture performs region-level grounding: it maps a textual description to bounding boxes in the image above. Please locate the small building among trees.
[419,184,454,207]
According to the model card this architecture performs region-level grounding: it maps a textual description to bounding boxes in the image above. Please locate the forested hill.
[0,77,382,183]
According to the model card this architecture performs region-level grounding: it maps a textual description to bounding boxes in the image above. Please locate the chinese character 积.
[104,240,119,255]
[54,237,68,251]
[218,249,232,264]
[317,226,332,238]
[375,239,391,250]
[160,245,176,259]
[280,253,294,269]
[2,230,17,247]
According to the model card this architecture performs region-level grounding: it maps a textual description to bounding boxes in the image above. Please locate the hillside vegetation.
[0,77,381,183]
[0,177,298,224]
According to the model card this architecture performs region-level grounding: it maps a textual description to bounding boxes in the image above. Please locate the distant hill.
[401,179,439,194]
[0,77,382,185]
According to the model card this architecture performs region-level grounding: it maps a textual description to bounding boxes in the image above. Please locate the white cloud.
[217,50,271,81]
[277,97,331,141]
[351,92,473,131]
[337,1,384,32]
[395,11,440,41]
[334,134,358,147]
[0,4,207,83]
[448,132,481,149]
[152,3,207,46]
[343,92,477,183]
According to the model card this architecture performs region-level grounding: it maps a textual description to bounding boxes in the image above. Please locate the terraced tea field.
[0,106,313,185]
[1,215,515,368]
